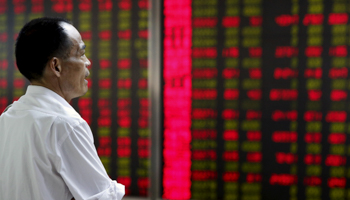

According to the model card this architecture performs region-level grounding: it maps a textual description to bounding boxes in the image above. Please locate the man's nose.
[85,57,91,67]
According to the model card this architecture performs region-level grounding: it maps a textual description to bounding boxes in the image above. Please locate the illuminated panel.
[302,1,325,199]
[12,0,27,100]
[191,0,218,199]
[265,0,300,199]
[29,0,44,20]
[325,1,348,199]
[0,0,7,112]
[1,0,150,198]
[115,0,133,195]
[77,0,93,125]
[221,1,240,200]
[134,0,149,196]
[51,0,73,17]
[239,1,263,200]
[96,0,112,175]
[163,0,192,199]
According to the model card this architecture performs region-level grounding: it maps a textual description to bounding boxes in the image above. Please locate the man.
[0,17,125,200]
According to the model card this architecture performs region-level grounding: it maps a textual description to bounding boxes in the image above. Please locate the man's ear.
[49,57,62,77]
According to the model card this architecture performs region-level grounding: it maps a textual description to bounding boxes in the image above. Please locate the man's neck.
[30,80,71,102]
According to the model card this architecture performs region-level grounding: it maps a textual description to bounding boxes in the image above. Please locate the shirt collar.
[15,85,81,118]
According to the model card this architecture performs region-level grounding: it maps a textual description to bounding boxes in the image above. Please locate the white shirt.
[0,86,125,200]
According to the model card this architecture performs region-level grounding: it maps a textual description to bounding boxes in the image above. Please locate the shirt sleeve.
[55,122,125,200]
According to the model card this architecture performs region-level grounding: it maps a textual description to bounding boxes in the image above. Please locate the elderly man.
[0,17,125,200]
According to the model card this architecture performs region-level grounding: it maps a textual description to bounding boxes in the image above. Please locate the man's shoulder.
[1,104,12,114]
[54,113,87,130]
[11,94,86,127]
[3,103,87,132]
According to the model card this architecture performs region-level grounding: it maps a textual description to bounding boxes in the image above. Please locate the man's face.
[59,22,91,101]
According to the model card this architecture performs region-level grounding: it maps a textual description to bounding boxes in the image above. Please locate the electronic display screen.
[0,0,149,197]
[2,0,350,199]
[163,0,350,199]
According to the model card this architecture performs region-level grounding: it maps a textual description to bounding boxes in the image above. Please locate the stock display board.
[163,0,350,200]
[0,0,149,197]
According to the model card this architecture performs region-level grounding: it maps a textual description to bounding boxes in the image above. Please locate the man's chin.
[72,88,89,100]
[81,88,88,96]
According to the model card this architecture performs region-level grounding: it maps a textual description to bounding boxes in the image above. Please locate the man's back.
[1,105,70,199]
[0,86,84,200]
[0,86,124,200]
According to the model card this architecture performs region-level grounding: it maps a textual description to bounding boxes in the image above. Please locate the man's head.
[15,17,91,102]
[15,17,72,81]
